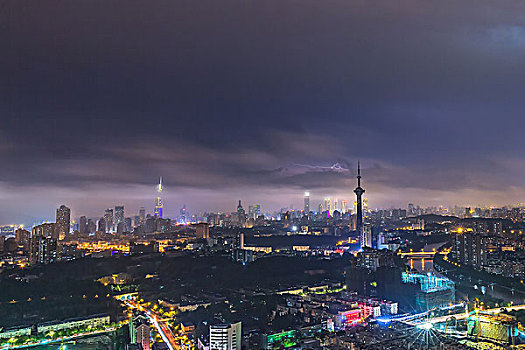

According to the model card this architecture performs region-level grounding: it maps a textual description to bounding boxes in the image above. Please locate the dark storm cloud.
[2,0,525,223]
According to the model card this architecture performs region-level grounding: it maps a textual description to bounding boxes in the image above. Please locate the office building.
[104,209,114,233]
[209,322,241,350]
[125,217,132,232]
[180,205,187,224]
[304,192,310,214]
[86,219,96,234]
[154,177,163,218]
[115,206,125,229]
[79,216,88,234]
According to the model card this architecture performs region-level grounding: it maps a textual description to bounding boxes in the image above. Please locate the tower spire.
[158,176,163,193]
[357,161,361,187]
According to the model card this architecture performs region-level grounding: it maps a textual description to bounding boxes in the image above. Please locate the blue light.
[376,317,391,324]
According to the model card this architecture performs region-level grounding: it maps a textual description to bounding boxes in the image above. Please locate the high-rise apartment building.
[29,227,58,265]
[32,223,56,239]
[129,313,150,350]
[15,228,30,251]
[455,232,487,270]
[56,205,71,240]
[209,322,241,350]
[196,223,210,239]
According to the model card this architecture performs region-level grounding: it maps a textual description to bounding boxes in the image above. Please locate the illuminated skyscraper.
[354,162,365,248]
[304,192,310,213]
[56,204,71,240]
[154,177,163,218]
[32,223,56,239]
[115,206,124,227]
[180,205,187,224]
[104,208,114,233]
[324,198,332,215]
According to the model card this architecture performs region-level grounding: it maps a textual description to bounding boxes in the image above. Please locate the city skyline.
[3,1,525,222]
[4,1,525,349]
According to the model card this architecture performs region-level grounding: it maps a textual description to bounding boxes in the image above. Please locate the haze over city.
[3,0,525,224]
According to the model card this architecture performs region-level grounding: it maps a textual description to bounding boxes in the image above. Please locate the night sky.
[2,1,525,224]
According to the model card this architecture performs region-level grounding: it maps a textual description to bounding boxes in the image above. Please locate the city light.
[417,322,433,330]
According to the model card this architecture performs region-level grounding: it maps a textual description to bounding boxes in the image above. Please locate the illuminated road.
[125,300,181,350]
[151,316,179,350]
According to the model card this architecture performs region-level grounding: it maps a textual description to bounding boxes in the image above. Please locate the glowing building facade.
[401,272,455,310]
[154,177,163,218]
[304,192,310,214]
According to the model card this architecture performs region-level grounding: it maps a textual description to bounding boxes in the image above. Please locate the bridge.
[398,250,438,259]
[397,303,525,327]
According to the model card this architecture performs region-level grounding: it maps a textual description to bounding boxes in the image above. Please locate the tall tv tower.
[154,177,163,218]
[354,162,365,244]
